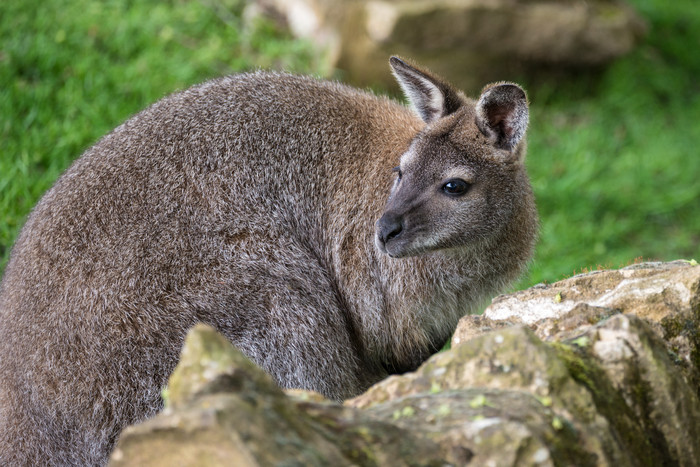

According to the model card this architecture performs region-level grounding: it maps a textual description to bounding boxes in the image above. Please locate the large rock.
[455,260,700,393]
[252,0,647,92]
[110,261,700,465]
[110,325,448,466]
[350,324,666,465]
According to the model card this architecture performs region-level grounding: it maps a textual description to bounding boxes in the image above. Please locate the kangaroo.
[0,57,537,465]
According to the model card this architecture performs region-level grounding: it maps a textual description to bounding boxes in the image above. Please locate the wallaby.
[0,56,537,465]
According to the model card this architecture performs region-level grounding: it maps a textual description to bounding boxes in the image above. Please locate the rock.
[350,325,658,465]
[164,324,279,410]
[111,261,700,465]
[450,314,519,347]
[456,260,700,392]
[582,314,700,463]
[482,261,700,326]
[110,324,448,466]
[364,388,586,466]
[254,0,646,92]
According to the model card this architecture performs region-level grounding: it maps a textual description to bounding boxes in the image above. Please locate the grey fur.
[0,57,538,465]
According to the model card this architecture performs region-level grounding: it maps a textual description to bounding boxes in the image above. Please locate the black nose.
[377,213,403,246]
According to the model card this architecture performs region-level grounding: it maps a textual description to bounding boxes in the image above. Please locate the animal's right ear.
[390,56,462,124]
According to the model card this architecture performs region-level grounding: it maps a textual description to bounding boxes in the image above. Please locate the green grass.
[520,0,700,284]
[1,0,699,287]
[0,0,318,270]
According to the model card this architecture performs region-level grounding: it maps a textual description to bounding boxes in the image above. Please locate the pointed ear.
[390,56,462,124]
[475,83,529,151]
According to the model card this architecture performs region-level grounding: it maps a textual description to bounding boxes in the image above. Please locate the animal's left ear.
[475,83,529,151]
[390,56,463,124]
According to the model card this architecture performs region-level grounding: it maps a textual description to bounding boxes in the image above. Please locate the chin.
[383,240,433,259]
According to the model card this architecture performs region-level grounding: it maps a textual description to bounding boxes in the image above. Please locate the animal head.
[376,57,531,258]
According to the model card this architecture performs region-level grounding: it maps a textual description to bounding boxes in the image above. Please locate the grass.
[1,0,699,287]
[0,0,318,271]
[520,0,700,284]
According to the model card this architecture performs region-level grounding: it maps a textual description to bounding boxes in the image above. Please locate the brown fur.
[0,57,537,465]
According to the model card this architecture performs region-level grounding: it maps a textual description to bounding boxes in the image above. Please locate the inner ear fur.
[475,82,529,151]
[390,56,464,124]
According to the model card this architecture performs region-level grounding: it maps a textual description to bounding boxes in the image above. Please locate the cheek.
[416,197,465,234]
[445,195,494,238]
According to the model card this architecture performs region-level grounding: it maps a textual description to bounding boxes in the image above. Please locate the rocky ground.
[110,260,700,466]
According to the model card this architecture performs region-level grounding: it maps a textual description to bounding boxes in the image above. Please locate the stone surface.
[456,260,700,393]
[350,325,657,466]
[253,0,647,92]
[111,261,700,466]
[583,314,700,464]
[111,325,448,466]
[482,261,699,325]
[164,323,277,410]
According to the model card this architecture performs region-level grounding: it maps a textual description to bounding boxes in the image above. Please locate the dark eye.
[392,166,402,180]
[442,179,470,196]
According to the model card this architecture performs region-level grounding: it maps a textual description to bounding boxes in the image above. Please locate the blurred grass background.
[1,0,698,286]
